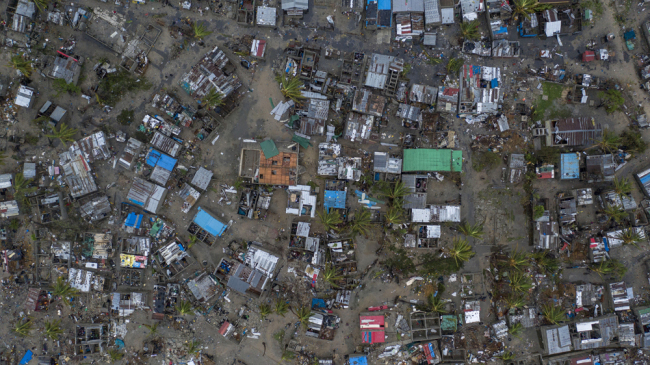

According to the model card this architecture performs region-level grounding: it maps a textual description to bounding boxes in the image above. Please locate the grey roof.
[150,165,172,185]
[191,167,213,191]
[393,0,424,12]
[118,138,144,170]
[460,0,481,14]
[543,325,572,355]
[0,174,13,189]
[150,132,181,157]
[48,56,79,84]
[15,0,36,18]
[39,101,53,114]
[79,195,111,223]
[282,0,309,10]
[373,152,402,174]
[396,104,422,122]
[441,8,454,23]
[227,276,250,294]
[307,99,330,120]
[23,163,36,179]
[423,33,437,46]
[59,151,98,198]
[365,54,394,89]
[424,0,440,23]
[403,193,427,209]
[51,106,67,122]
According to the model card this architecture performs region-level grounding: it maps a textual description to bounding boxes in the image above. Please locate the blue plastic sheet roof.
[349,355,368,365]
[324,190,346,212]
[19,351,33,365]
[193,207,227,237]
[377,0,390,10]
[561,153,580,180]
[146,148,177,171]
[125,212,143,228]
[312,298,327,309]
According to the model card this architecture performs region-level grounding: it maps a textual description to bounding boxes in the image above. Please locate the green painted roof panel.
[402,149,462,172]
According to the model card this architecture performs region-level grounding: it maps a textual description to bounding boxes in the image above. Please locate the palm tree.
[274,300,289,317]
[418,294,447,313]
[45,320,65,340]
[382,181,410,203]
[499,352,516,361]
[294,305,313,328]
[458,221,484,239]
[185,340,201,356]
[52,276,79,304]
[202,88,224,108]
[187,235,198,249]
[531,251,559,274]
[501,249,530,272]
[616,228,644,247]
[275,73,305,104]
[541,304,565,325]
[508,272,533,293]
[259,304,272,320]
[317,209,343,232]
[321,264,344,288]
[613,177,632,197]
[14,318,33,337]
[512,0,539,21]
[591,130,620,154]
[107,349,124,362]
[143,323,158,337]
[446,238,475,265]
[509,322,524,337]
[12,172,36,205]
[603,206,627,223]
[384,206,405,227]
[8,53,33,77]
[34,0,49,12]
[46,123,78,147]
[504,294,525,309]
[460,19,480,40]
[282,351,296,361]
[175,300,195,315]
[590,259,627,279]
[446,57,465,76]
[349,208,372,237]
[192,21,212,39]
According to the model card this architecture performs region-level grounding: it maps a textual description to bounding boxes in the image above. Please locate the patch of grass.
[547,106,571,120]
[97,71,152,107]
[472,151,501,172]
[117,109,135,125]
[581,0,604,17]
[532,82,565,121]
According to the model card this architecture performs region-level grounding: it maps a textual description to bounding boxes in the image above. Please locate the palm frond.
[460,19,480,40]
[317,209,343,232]
[321,264,344,288]
[384,206,405,226]
[541,304,565,325]
[447,238,475,264]
[509,272,533,293]
[509,323,524,338]
[192,21,212,39]
[458,220,484,238]
[259,304,272,319]
[8,53,33,77]
[616,228,644,247]
[185,340,202,356]
[175,300,195,315]
[14,318,33,337]
[45,320,65,340]
[613,177,632,196]
[46,123,78,147]
[274,300,289,317]
[295,305,313,328]
[603,205,627,223]
[275,73,305,104]
[349,208,372,237]
[202,88,224,108]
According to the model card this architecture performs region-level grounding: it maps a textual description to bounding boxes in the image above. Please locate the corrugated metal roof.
[145,148,177,171]
[190,167,213,191]
[72,131,111,163]
[23,163,36,179]
[256,6,277,25]
[403,149,462,172]
[48,56,79,84]
[179,45,242,100]
[430,205,461,222]
[373,152,402,174]
[282,0,309,10]
[150,132,181,157]
[150,165,172,185]
[441,8,454,23]
[59,151,97,198]
[15,86,34,108]
[424,0,440,23]
[118,138,143,170]
[561,153,580,180]
[0,174,13,189]
[0,200,19,218]
[403,193,426,209]
[193,207,227,237]
[79,195,111,222]
[394,0,424,12]
[127,177,166,213]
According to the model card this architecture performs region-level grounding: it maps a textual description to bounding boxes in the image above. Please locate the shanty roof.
[145,148,177,171]
[59,151,97,198]
[180,45,241,100]
[403,149,462,172]
[373,152,402,174]
[126,178,167,214]
[23,163,36,179]
[0,174,13,189]
[393,0,424,12]
[118,138,144,170]
[0,200,20,218]
[550,118,602,147]
[191,167,213,191]
[365,54,403,89]
[150,132,181,157]
[79,195,111,222]
[15,86,35,108]
[71,131,111,163]
[324,190,347,212]
[193,207,227,237]
[48,56,80,84]
[352,89,387,117]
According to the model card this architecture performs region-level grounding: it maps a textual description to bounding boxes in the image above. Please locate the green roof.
[441,314,457,331]
[402,149,463,172]
[260,140,279,159]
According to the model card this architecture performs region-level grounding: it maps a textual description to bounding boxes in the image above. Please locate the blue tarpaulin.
[19,351,33,365]
[349,355,369,365]
[377,0,390,9]
[193,207,227,237]
[115,339,125,350]
[561,153,580,180]
[324,190,346,212]
[312,298,327,309]
[146,148,177,171]
[125,212,143,228]
[624,30,636,40]
[491,79,499,88]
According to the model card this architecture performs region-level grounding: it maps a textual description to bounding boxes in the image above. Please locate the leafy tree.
[446,238,475,265]
[613,177,632,197]
[192,21,212,39]
[542,304,565,325]
[598,89,625,114]
[97,71,152,106]
[420,255,463,276]
[274,300,289,317]
[282,351,296,361]
[321,264,344,288]
[259,304,272,320]
[52,276,79,304]
[385,247,416,275]
[508,272,533,293]
[418,293,447,313]
[202,88,224,108]
[294,305,313,328]
[460,19,480,41]
[616,228,644,247]
[14,318,33,337]
[117,109,135,125]
[458,221,484,239]
[533,205,545,220]
[8,218,20,231]
[603,205,627,223]
[46,123,78,147]
[512,0,539,21]
[317,209,343,232]
[175,300,195,315]
[275,73,305,104]
[8,53,33,77]
[45,320,65,340]
[620,129,647,153]
[349,208,372,237]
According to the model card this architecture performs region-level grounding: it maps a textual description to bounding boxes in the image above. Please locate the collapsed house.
[215,244,279,297]
[239,140,299,186]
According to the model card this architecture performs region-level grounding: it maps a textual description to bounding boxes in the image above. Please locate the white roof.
[15,85,34,108]
[545,21,561,37]
[441,8,454,24]
[411,208,431,222]
[144,184,166,213]
[423,225,441,238]
[465,310,480,323]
